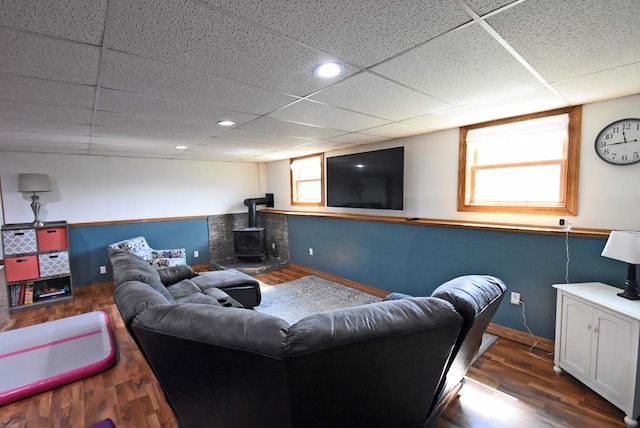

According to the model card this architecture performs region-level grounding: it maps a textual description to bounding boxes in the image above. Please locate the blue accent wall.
[287,216,622,340]
[68,218,209,287]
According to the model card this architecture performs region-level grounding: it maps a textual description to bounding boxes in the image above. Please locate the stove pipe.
[243,193,274,228]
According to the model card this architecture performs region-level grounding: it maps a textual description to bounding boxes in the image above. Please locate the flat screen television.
[326,147,404,210]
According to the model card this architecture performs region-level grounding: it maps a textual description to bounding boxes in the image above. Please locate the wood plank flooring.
[0,265,626,427]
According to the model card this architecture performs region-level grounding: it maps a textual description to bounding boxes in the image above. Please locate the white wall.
[0,153,261,225]
[266,93,640,231]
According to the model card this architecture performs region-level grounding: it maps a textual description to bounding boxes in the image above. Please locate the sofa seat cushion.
[191,269,261,308]
[176,293,223,306]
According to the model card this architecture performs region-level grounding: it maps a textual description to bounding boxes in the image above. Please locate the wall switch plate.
[194,250,199,258]
[309,248,314,256]
[100,266,107,274]
[272,243,276,249]
[511,292,520,305]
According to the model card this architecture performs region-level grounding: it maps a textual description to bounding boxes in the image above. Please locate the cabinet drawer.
[5,255,39,282]
[2,229,37,255]
[37,227,67,251]
[38,252,70,277]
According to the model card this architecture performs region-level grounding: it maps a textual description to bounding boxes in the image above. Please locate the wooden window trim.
[290,153,325,207]
[458,106,581,215]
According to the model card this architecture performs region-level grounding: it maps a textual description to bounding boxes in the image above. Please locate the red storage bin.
[37,227,68,252]
[5,256,39,282]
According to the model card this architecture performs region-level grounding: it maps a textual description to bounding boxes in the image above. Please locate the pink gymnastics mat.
[0,311,116,406]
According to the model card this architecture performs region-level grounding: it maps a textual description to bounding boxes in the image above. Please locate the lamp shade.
[601,231,640,264]
[18,174,51,193]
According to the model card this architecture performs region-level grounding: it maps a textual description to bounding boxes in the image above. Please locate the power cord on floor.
[520,299,554,363]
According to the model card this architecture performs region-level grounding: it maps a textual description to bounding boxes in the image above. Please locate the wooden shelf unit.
[2,221,73,312]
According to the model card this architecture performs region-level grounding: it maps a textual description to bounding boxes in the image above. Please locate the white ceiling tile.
[0,129,90,143]
[0,118,91,135]
[98,89,258,126]
[324,133,387,145]
[403,86,568,129]
[373,23,541,106]
[88,144,176,159]
[0,0,108,45]
[0,140,89,154]
[238,116,346,140]
[94,111,228,137]
[102,51,297,115]
[487,0,640,82]
[109,0,358,96]
[360,123,434,138]
[0,73,95,109]
[310,72,452,121]
[463,0,518,16]
[216,128,314,147]
[91,134,204,148]
[269,100,390,132]
[203,0,471,67]
[0,28,100,85]
[0,101,92,124]
[552,63,640,105]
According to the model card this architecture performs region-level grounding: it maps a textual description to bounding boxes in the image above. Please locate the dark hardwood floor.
[0,265,626,427]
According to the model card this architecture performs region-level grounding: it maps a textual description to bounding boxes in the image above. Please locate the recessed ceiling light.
[313,62,344,78]
[217,120,235,126]
[175,145,187,149]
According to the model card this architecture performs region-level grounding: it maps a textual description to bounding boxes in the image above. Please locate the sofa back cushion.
[113,280,171,327]
[284,297,463,427]
[108,248,174,302]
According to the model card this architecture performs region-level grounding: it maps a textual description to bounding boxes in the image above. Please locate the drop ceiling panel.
[0,73,95,110]
[108,0,357,96]
[404,86,568,130]
[91,134,205,148]
[487,0,640,82]
[464,0,518,16]
[0,0,108,45]
[269,100,390,132]
[0,129,90,143]
[238,116,346,140]
[0,101,92,124]
[325,133,387,145]
[373,23,542,106]
[0,118,90,136]
[552,63,640,105]
[203,0,471,67]
[0,28,100,85]
[210,129,311,147]
[98,89,258,126]
[310,72,452,122]
[88,143,177,159]
[102,51,297,115]
[360,123,433,138]
[0,139,89,154]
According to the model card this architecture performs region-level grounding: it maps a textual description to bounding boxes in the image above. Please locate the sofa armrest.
[382,292,414,301]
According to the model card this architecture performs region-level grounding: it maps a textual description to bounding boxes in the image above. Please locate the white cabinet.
[554,283,640,428]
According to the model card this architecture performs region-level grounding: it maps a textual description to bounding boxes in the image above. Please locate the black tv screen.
[326,147,404,210]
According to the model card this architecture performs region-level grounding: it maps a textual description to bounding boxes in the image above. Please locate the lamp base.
[617,290,640,300]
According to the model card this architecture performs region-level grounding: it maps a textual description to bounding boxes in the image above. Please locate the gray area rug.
[255,275,381,324]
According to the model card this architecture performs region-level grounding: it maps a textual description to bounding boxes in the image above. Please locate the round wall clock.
[594,118,640,165]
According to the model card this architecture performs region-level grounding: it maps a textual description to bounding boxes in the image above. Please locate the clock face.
[594,118,640,165]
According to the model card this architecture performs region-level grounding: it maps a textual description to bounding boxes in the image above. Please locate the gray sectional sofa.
[108,248,506,428]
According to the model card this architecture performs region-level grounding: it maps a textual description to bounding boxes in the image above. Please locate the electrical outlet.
[100,266,107,274]
[272,243,276,250]
[194,250,199,258]
[559,218,572,231]
[309,248,314,256]
[511,292,521,305]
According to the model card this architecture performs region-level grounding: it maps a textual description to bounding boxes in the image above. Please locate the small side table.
[553,282,640,428]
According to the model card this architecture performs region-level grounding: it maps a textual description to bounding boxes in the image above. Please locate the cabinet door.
[591,308,634,408]
[560,296,593,379]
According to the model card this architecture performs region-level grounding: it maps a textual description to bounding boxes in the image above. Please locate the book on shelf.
[24,284,34,305]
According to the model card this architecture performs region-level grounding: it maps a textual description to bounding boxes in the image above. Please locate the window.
[290,153,324,206]
[458,106,581,215]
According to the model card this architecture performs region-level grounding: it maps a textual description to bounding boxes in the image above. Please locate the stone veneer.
[207,211,289,262]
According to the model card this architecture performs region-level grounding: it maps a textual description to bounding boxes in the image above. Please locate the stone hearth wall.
[207,212,289,262]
